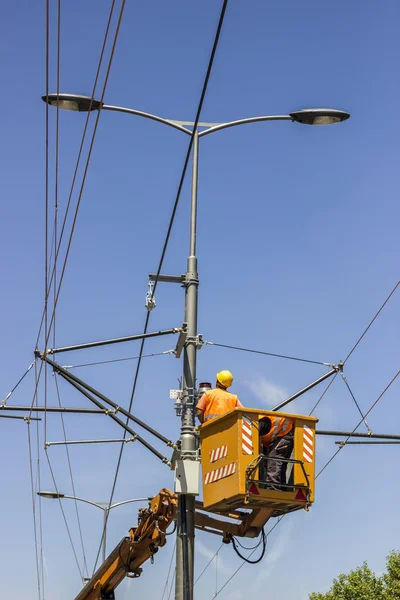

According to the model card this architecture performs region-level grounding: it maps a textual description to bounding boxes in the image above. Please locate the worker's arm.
[196,409,205,423]
[196,392,207,424]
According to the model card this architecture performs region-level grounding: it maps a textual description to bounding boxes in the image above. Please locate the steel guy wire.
[63,349,174,370]
[30,0,125,418]
[316,369,400,479]
[54,375,89,578]
[161,540,177,600]
[206,341,328,366]
[93,0,230,573]
[1,360,35,405]
[27,420,42,600]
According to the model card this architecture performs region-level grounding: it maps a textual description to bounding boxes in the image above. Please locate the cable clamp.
[186,334,204,350]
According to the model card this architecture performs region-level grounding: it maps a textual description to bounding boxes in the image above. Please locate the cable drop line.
[309,374,338,415]
[340,373,370,430]
[194,543,223,586]
[161,540,177,600]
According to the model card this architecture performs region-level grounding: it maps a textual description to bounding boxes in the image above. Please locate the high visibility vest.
[202,388,241,422]
[259,416,294,446]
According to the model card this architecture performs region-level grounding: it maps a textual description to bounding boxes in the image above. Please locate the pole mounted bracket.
[173,323,188,358]
[186,334,204,350]
[333,361,344,373]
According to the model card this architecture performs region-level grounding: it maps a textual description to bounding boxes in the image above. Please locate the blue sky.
[0,1,399,598]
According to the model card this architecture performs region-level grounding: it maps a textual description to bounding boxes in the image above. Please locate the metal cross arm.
[44,325,184,355]
[272,362,344,412]
[38,353,176,457]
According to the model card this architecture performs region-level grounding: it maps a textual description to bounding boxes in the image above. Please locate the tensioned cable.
[309,279,399,416]
[340,373,370,431]
[54,375,89,577]
[316,369,399,479]
[206,341,328,366]
[30,0,124,418]
[34,361,45,597]
[1,360,35,405]
[35,0,119,352]
[211,517,284,598]
[64,350,173,370]
[27,420,42,600]
[92,0,230,573]
[44,450,84,580]
[343,279,399,364]
[194,543,224,586]
[161,540,177,600]
[167,568,176,600]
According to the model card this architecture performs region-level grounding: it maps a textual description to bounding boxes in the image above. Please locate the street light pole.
[38,492,151,564]
[42,93,350,600]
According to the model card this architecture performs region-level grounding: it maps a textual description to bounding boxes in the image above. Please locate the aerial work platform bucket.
[200,408,318,516]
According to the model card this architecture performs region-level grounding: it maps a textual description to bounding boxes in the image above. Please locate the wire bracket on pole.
[186,334,204,350]
[145,281,156,311]
[174,323,188,358]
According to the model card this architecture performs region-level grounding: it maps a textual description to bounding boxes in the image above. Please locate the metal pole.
[176,130,199,600]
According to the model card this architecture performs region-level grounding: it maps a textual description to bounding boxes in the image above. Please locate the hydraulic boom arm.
[74,489,177,600]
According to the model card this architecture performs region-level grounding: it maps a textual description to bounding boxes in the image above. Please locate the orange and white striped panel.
[204,462,236,485]
[209,444,228,463]
[303,425,314,463]
[242,415,253,455]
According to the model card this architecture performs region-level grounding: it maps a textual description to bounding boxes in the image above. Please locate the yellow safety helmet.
[216,370,233,388]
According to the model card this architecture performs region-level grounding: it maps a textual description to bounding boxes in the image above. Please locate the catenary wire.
[35,0,119,351]
[54,375,89,577]
[34,362,45,598]
[211,517,284,598]
[343,279,399,364]
[167,568,176,600]
[27,420,42,600]
[30,0,124,418]
[206,341,328,366]
[309,279,399,416]
[161,540,177,600]
[194,543,224,586]
[92,0,230,573]
[64,350,174,370]
[316,369,399,479]
[44,449,84,580]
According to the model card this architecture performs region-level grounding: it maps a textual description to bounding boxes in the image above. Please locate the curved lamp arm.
[102,105,192,136]
[198,115,292,138]
[109,497,153,510]
[61,495,106,510]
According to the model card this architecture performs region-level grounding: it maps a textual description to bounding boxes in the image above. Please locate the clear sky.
[0,1,399,599]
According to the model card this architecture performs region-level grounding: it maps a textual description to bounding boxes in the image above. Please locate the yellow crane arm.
[74,489,177,600]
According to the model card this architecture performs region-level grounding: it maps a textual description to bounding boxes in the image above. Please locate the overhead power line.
[1,360,35,405]
[63,349,174,370]
[316,369,399,479]
[343,279,399,364]
[93,0,230,574]
[206,341,328,366]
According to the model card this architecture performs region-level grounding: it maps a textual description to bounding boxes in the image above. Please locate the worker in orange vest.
[196,370,243,424]
[259,415,295,490]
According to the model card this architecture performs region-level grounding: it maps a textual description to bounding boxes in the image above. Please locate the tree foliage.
[309,551,400,600]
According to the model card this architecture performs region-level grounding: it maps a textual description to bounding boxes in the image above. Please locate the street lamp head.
[37,491,65,499]
[289,108,350,126]
[41,93,102,112]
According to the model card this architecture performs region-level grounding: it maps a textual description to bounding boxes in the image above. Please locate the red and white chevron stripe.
[242,415,253,455]
[303,425,314,463]
[204,462,236,485]
[209,444,228,463]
